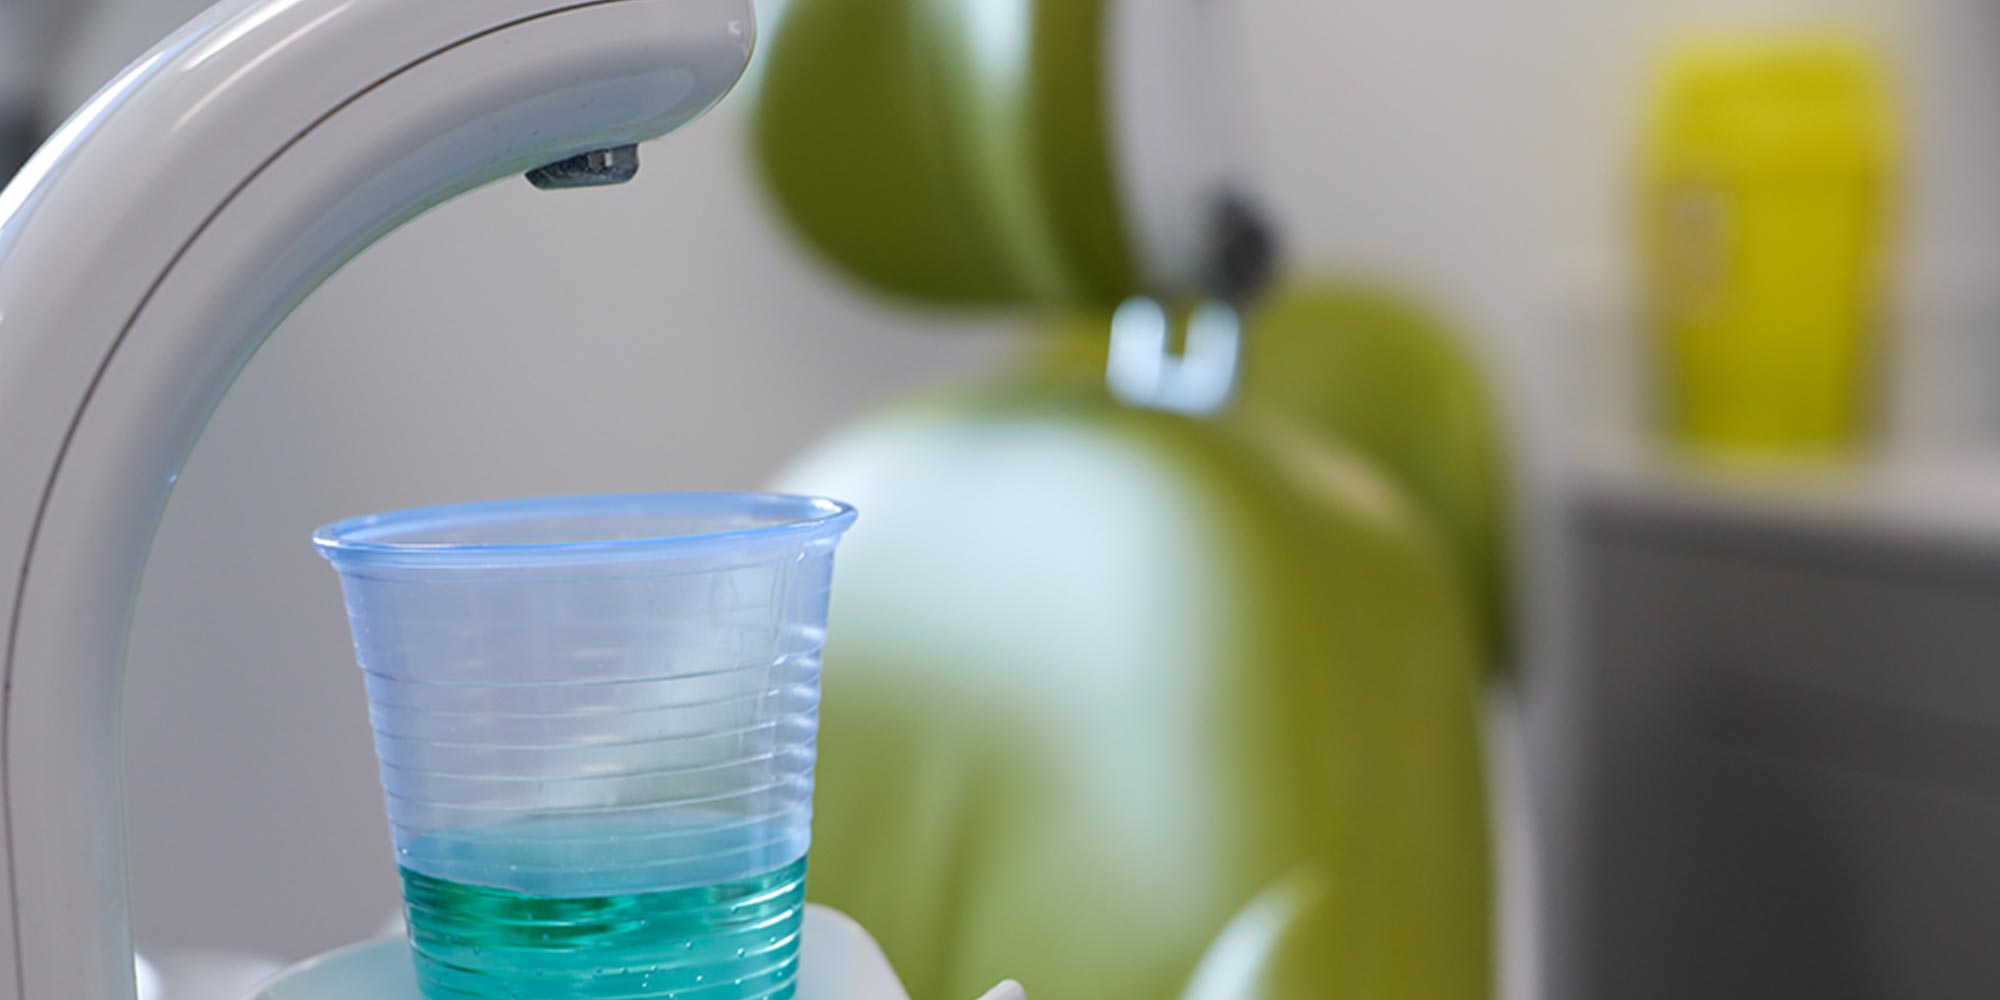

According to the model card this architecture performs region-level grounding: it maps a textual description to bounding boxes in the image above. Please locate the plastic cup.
[314,493,857,1000]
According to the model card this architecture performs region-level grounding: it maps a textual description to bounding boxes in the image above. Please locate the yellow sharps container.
[1643,33,1897,457]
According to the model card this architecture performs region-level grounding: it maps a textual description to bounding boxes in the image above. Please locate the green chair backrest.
[1238,282,1515,664]
[776,370,1491,999]
[1039,285,1515,664]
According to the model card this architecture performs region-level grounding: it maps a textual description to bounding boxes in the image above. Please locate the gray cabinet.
[1557,470,2000,998]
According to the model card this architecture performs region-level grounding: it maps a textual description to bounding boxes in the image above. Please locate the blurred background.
[5,0,1999,997]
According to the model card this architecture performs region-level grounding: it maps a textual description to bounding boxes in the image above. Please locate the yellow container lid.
[1648,32,1896,178]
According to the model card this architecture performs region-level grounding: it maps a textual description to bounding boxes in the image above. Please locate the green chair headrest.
[752,0,1135,306]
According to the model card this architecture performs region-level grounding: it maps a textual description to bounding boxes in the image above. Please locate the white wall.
[38,0,1997,980]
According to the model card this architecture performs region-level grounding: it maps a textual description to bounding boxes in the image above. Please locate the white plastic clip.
[1106,297,1244,416]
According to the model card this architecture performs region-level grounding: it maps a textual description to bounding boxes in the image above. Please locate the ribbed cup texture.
[318,495,852,1000]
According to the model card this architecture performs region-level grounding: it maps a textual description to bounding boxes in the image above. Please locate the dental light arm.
[0,1,754,995]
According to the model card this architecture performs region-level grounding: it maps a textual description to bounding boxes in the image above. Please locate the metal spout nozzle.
[525,145,641,190]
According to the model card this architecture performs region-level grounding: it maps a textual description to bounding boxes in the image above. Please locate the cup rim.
[313,492,857,569]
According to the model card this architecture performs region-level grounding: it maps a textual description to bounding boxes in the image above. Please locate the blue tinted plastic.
[313,493,857,897]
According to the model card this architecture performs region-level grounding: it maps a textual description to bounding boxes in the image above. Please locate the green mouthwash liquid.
[399,855,808,1000]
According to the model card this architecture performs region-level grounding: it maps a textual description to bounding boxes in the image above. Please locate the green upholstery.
[752,5,1509,992]
[776,369,1491,999]
[1238,283,1516,664]
[751,0,1133,306]
[1036,286,1516,664]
